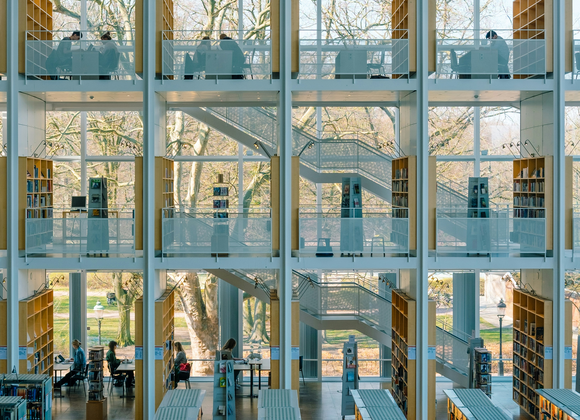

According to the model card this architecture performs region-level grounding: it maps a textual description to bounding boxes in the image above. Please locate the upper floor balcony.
[25,30,135,81]
[436,206,546,258]
[298,30,409,80]
[25,207,135,258]
[435,29,546,80]
[298,207,409,258]
[161,207,272,257]
[161,30,271,81]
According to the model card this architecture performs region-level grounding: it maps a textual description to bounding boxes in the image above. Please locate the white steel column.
[552,0,566,387]
[143,0,157,417]
[6,0,19,373]
[474,108,480,175]
[416,0,429,417]
[278,0,293,389]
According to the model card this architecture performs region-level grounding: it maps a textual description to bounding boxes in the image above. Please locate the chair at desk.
[71,364,89,395]
[450,50,470,79]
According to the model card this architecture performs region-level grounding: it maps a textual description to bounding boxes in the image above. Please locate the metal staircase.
[209,267,471,385]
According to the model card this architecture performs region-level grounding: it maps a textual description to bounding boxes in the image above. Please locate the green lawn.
[480,327,513,344]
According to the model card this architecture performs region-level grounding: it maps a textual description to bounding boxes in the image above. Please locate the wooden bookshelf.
[0,157,6,250]
[135,298,143,420]
[18,0,54,74]
[392,156,416,251]
[512,289,554,419]
[135,0,174,75]
[512,0,552,78]
[18,157,53,251]
[512,156,552,251]
[155,289,175,409]
[391,290,435,420]
[391,0,436,76]
[0,299,6,374]
[134,157,174,251]
[18,289,53,376]
[135,289,175,418]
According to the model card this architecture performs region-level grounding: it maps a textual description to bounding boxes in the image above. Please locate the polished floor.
[51,378,535,420]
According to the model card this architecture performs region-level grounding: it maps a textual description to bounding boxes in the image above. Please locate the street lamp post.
[93,301,104,345]
[497,298,507,376]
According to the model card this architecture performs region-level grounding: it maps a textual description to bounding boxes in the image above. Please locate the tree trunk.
[114,273,135,346]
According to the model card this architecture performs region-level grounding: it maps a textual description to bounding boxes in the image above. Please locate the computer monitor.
[71,196,87,209]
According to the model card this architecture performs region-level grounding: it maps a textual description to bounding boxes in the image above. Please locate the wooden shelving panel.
[512,0,552,78]
[18,289,53,376]
[512,156,552,250]
[155,289,175,410]
[391,290,435,420]
[136,0,175,75]
[392,156,416,250]
[0,157,6,250]
[19,0,54,73]
[134,157,174,251]
[512,289,553,419]
[0,299,6,374]
[18,157,53,251]
[391,0,436,76]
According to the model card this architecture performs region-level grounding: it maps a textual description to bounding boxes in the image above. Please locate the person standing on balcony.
[185,36,211,79]
[99,31,120,80]
[45,31,82,79]
[219,34,246,79]
[486,30,511,79]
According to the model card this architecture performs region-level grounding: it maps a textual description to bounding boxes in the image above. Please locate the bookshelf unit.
[0,299,6,374]
[512,156,552,251]
[391,290,435,420]
[472,347,492,397]
[0,396,27,420]
[537,389,580,420]
[392,156,416,250]
[512,289,553,419]
[18,0,54,74]
[19,290,53,376]
[87,346,107,420]
[341,341,359,417]
[512,0,552,78]
[135,298,143,420]
[212,174,230,256]
[467,177,490,252]
[212,360,236,419]
[18,157,54,251]
[445,389,510,420]
[155,289,175,410]
[0,374,52,420]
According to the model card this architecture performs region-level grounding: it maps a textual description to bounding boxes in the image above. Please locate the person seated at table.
[222,338,243,388]
[106,340,134,387]
[219,34,246,79]
[98,31,120,80]
[54,339,85,389]
[486,30,511,79]
[185,36,211,79]
[45,31,82,79]
[173,342,189,385]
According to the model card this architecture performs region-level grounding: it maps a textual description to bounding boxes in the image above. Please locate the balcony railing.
[299,30,409,79]
[573,31,580,78]
[161,207,272,257]
[26,31,135,80]
[436,29,546,79]
[161,30,271,80]
[298,207,409,257]
[25,208,135,257]
[436,206,546,256]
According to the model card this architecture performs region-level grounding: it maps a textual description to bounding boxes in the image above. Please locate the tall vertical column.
[416,0,430,415]
[278,0,293,390]
[379,273,396,378]
[6,0,19,373]
[70,272,87,353]
[452,273,476,337]
[299,323,318,378]
[219,280,241,358]
[552,0,566,388]
[142,0,156,417]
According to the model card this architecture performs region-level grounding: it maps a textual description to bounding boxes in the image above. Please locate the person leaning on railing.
[486,30,510,79]
[45,30,82,80]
